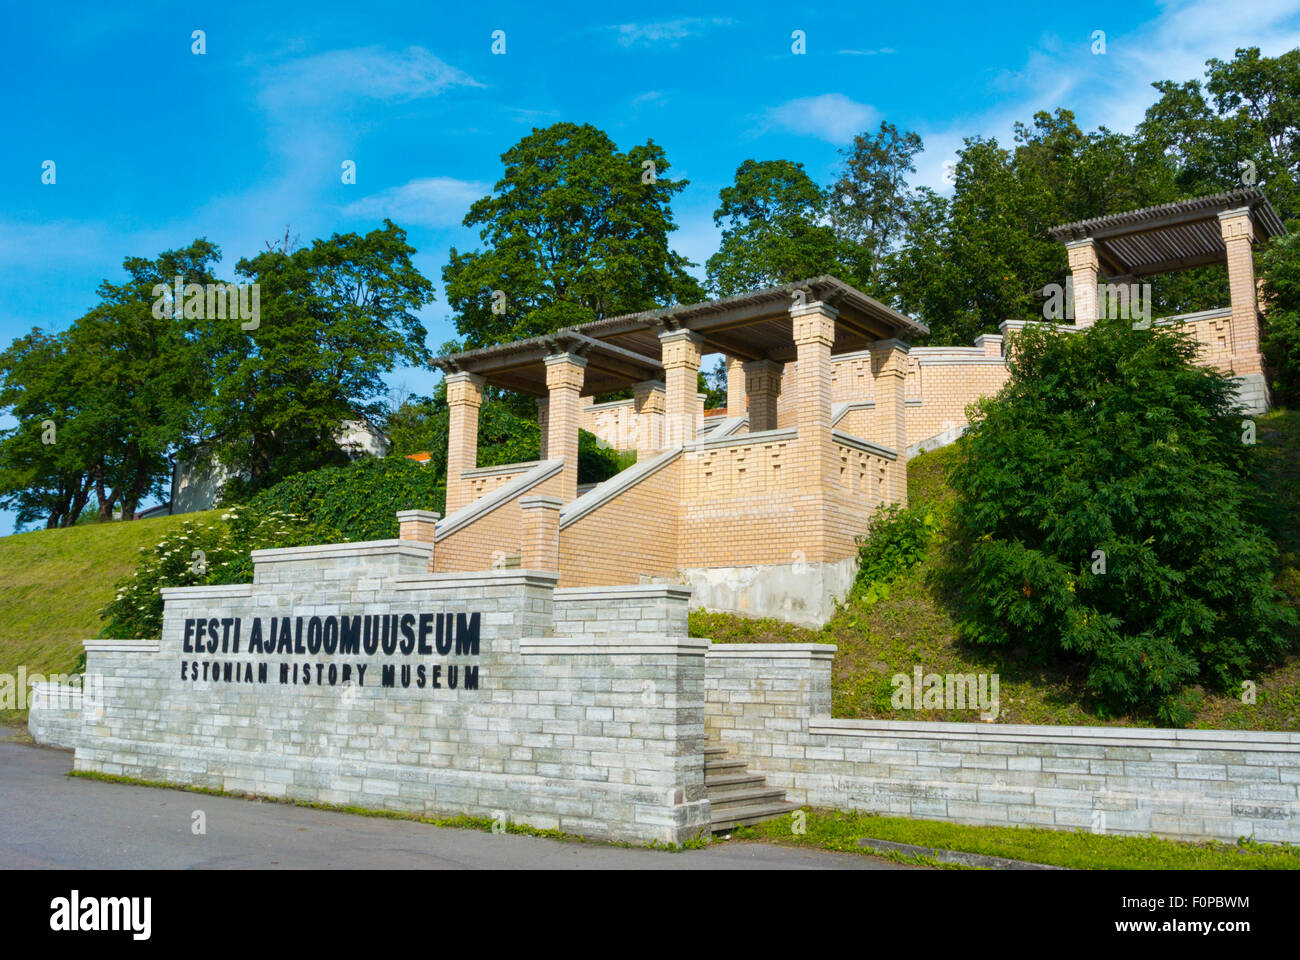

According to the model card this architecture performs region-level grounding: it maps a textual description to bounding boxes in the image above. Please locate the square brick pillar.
[1219,208,1263,377]
[725,355,746,418]
[544,352,587,502]
[659,329,703,447]
[792,300,838,489]
[445,371,484,514]
[870,339,910,507]
[396,509,440,542]
[974,334,1003,358]
[742,359,782,432]
[633,379,665,453]
[520,495,562,571]
[1066,238,1099,327]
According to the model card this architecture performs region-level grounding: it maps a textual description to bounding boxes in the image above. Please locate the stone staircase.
[705,745,799,832]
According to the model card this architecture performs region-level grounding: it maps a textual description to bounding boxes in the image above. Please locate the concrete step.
[708,786,788,810]
[710,800,801,832]
[703,746,729,759]
[703,772,766,792]
[703,758,749,777]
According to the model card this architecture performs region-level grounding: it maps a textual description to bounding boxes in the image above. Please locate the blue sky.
[3,0,1300,531]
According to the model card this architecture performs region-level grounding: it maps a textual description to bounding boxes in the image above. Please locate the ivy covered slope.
[695,406,1300,731]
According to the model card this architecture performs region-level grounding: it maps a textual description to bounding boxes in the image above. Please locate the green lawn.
[696,408,1300,731]
[732,808,1300,870]
[0,511,219,724]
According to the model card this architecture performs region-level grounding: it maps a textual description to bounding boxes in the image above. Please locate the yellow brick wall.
[558,458,683,586]
[433,472,564,573]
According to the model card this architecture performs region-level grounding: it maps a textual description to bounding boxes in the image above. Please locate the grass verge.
[733,808,1300,869]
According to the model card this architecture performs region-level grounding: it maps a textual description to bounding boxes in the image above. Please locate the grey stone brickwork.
[57,540,710,845]
[704,645,1300,844]
[553,585,691,638]
[26,681,83,750]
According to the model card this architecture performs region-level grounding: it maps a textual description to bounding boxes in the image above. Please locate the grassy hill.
[695,408,1300,731]
[0,511,219,724]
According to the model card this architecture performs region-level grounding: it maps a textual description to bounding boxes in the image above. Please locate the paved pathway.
[0,732,911,870]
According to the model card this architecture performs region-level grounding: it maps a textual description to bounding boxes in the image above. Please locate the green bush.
[852,503,939,606]
[100,507,318,638]
[1260,230,1300,408]
[945,314,1295,725]
[243,456,444,539]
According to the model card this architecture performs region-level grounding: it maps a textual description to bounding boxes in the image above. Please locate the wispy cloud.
[608,18,733,48]
[341,177,490,229]
[911,0,1300,191]
[838,48,895,56]
[257,45,482,111]
[765,94,878,145]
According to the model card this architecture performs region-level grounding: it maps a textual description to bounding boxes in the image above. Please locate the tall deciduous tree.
[706,159,839,295]
[444,123,703,349]
[830,122,923,294]
[204,220,433,494]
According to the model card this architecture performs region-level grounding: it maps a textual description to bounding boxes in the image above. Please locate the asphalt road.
[0,731,910,870]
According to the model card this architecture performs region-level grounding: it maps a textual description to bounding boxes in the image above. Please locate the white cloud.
[766,94,878,145]
[838,48,895,56]
[257,45,481,111]
[608,18,732,47]
[341,177,491,229]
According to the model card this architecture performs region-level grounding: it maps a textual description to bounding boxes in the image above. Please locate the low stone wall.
[704,645,1300,844]
[27,681,84,750]
[553,585,691,638]
[66,543,711,844]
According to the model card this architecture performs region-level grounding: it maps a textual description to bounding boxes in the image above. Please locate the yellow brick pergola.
[432,277,928,512]
[1050,187,1285,380]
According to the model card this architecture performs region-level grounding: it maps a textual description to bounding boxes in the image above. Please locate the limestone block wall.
[69,548,712,844]
[27,681,83,750]
[553,585,691,638]
[703,645,1300,845]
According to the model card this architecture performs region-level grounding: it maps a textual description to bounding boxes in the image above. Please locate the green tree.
[204,220,433,494]
[945,314,1294,724]
[706,159,839,295]
[1259,228,1300,406]
[1141,47,1300,223]
[830,122,924,293]
[443,123,703,349]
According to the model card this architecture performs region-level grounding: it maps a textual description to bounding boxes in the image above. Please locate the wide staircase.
[705,745,799,832]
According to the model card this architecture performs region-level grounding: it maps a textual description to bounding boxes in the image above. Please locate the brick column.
[445,371,484,514]
[396,509,440,542]
[633,379,665,453]
[742,359,782,432]
[544,352,586,502]
[1219,208,1263,376]
[791,299,838,512]
[869,339,909,507]
[1066,238,1099,327]
[519,495,562,571]
[974,334,1003,358]
[725,356,746,418]
[659,329,703,447]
